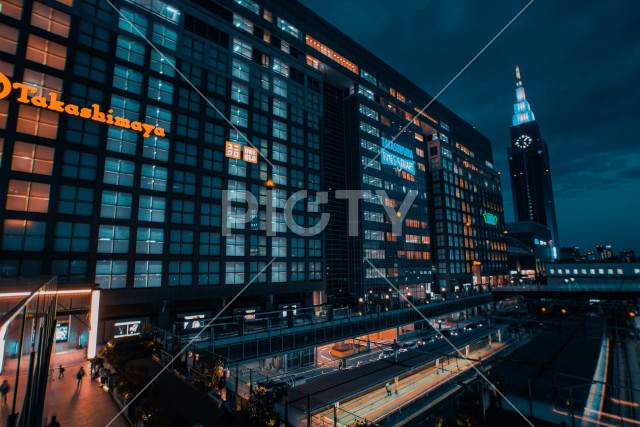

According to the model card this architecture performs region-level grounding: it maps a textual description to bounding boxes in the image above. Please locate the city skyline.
[300,0,640,254]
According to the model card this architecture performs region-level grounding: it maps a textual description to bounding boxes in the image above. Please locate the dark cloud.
[301,0,640,252]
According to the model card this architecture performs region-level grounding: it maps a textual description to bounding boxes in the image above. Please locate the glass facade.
[0,0,507,332]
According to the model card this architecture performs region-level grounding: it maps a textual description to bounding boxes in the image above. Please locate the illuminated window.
[360,122,379,137]
[96,260,127,290]
[119,8,147,35]
[234,0,259,14]
[273,58,289,77]
[231,82,249,104]
[277,18,300,39]
[272,262,287,282]
[232,58,250,81]
[0,24,19,54]
[116,35,145,65]
[31,2,70,37]
[104,157,135,187]
[134,261,162,288]
[306,35,357,74]
[26,34,66,69]
[140,164,168,191]
[306,55,320,70]
[101,190,132,219]
[359,104,379,121]
[150,50,175,76]
[273,77,287,97]
[232,37,252,59]
[136,227,164,254]
[0,0,23,19]
[16,105,58,139]
[230,106,248,128]
[225,262,244,284]
[2,220,46,251]
[6,180,50,212]
[11,142,54,175]
[113,65,143,94]
[281,41,290,54]
[233,14,253,33]
[273,120,287,140]
[273,98,287,119]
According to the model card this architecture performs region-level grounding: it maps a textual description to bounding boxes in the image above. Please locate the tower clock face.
[515,134,532,148]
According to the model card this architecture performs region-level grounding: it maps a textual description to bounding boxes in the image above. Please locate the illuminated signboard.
[225,141,259,163]
[380,137,415,175]
[114,320,141,338]
[56,323,69,342]
[0,72,165,138]
[482,212,498,226]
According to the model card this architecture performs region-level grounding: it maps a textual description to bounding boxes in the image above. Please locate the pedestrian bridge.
[493,283,640,300]
[159,294,494,363]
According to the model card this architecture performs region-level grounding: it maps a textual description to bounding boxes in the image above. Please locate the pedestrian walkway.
[0,348,130,427]
[43,349,130,427]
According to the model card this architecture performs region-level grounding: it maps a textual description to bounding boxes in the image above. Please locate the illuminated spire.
[512,66,536,126]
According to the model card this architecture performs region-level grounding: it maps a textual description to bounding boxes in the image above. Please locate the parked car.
[399,341,416,352]
[378,349,395,359]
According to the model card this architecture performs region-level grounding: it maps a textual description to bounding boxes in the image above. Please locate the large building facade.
[508,66,559,254]
[0,0,506,341]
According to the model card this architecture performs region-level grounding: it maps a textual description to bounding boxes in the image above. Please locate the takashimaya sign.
[0,71,165,138]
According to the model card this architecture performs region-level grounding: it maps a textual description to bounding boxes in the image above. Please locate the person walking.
[58,364,65,379]
[76,366,85,390]
[385,382,392,396]
[0,379,9,405]
[47,415,61,427]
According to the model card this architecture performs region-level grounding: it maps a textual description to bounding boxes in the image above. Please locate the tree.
[114,364,148,402]
[247,380,288,427]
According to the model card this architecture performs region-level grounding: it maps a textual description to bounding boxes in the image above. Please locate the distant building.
[559,246,580,261]
[505,235,535,282]
[505,221,553,281]
[508,67,559,256]
[620,250,636,263]
[596,245,614,261]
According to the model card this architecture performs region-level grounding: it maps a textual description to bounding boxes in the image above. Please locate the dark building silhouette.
[508,67,559,256]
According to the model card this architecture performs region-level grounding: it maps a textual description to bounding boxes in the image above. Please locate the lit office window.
[233,37,253,59]
[198,262,220,286]
[0,0,22,19]
[119,8,147,35]
[291,263,305,281]
[150,50,175,77]
[225,262,245,285]
[6,180,50,213]
[107,128,137,156]
[26,35,66,69]
[16,106,58,139]
[271,212,287,233]
[272,237,287,257]
[233,14,253,33]
[360,69,377,85]
[273,58,289,77]
[272,165,287,186]
[134,261,162,288]
[359,104,379,121]
[277,18,300,39]
[11,142,54,175]
[136,227,164,254]
[360,122,379,137]
[96,260,127,290]
[169,230,193,254]
[146,105,172,132]
[230,106,249,128]
[31,2,70,37]
[143,136,170,162]
[113,65,143,94]
[100,190,132,219]
[116,35,145,65]
[97,225,130,253]
[104,157,135,187]
[273,98,287,119]
[273,120,287,140]
[0,24,19,55]
[152,23,178,50]
[305,35,357,74]
[225,235,245,256]
[2,220,46,251]
[358,86,374,100]
[272,262,287,283]
[168,261,192,287]
[22,69,62,96]
[234,0,259,15]
[231,82,249,104]
[232,59,250,81]
[138,195,165,222]
[140,164,168,191]
[111,95,140,121]
[273,77,287,97]
[53,222,90,252]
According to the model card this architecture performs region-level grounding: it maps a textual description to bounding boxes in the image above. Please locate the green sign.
[482,212,498,226]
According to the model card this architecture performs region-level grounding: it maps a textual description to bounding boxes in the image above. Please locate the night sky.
[299,0,640,255]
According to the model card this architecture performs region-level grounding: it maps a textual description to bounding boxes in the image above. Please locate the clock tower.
[508,66,559,253]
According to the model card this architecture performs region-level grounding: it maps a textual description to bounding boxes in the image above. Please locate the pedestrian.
[385,382,392,396]
[99,366,106,387]
[47,415,60,427]
[76,366,85,389]
[0,379,9,404]
[58,364,65,379]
